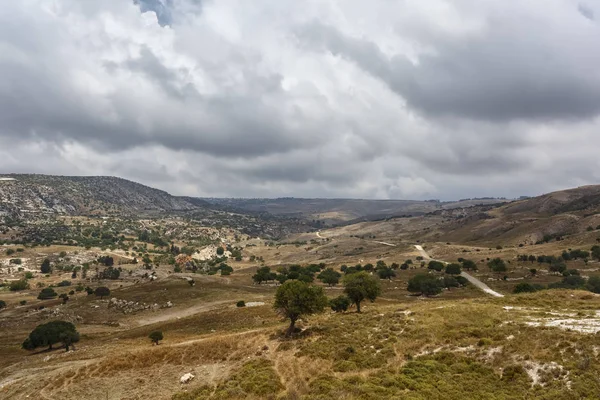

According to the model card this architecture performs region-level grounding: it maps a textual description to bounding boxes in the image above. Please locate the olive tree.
[342,271,381,313]
[274,280,328,337]
[22,321,80,351]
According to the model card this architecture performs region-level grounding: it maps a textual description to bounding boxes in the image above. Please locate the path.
[316,231,324,239]
[373,241,396,247]
[413,245,504,298]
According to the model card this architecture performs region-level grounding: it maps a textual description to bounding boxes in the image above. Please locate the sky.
[1,0,600,200]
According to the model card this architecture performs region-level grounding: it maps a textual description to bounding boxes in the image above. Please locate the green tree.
[22,321,80,351]
[427,261,445,272]
[586,276,600,294]
[343,271,381,313]
[377,267,396,280]
[407,274,443,296]
[592,245,600,261]
[252,266,275,284]
[462,259,477,271]
[95,287,110,299]
[329,295,351,313]
[40,258,52,274]
[445,263,462,275]
[317,268,341,286]
[149,331,164,345]
[273,280,328,337]
[37,288,58,300]
[487,258,507,273]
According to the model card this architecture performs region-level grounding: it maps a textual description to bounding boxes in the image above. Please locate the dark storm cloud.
[2,0,600,200]
[298,10,600,122]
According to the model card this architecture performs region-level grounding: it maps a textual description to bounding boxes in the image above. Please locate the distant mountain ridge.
[0,174,201,218]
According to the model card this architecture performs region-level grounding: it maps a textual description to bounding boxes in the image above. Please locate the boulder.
[180,373,195,384]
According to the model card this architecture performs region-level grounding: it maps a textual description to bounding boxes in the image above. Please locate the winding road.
[414,245,504,298]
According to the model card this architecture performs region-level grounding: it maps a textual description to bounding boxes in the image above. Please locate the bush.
[216,246,225,256]
[513,283,545,294]
[376,267,396,280]
[24,272,34,280]
[57,280,72,287]
[487,258,507,273]
[427,261,445,272]
[236,300,246,307]
[38,288,58,300]
[408,274,443,296]
[445,263,462,275]
[149,331,163,345]
[9,280,29,291]
[329,295,351,313]
[5,248,15,255]
[586,276,600,294]
[94,287,110,299]
[317,268,342,286]
[0,300,6,309]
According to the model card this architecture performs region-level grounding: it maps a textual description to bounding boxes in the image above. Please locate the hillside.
[0,174,201,219]
[205,197,510,225]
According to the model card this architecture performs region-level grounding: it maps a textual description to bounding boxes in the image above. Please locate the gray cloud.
[1,0,600,200]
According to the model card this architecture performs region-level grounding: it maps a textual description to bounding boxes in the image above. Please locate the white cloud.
[1,0,600,200]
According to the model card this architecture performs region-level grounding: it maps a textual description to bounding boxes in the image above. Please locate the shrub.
[513,283,544,294]
[5,248,15,256]
[586,276,600,294]
[376,267,396,280]
[57,280,71,287]
[0,300,6,309]
[149,331,163,345]
[38,288,58,300]
[236,300,246,307]
[216,246,225,256]
[445,263,462,275]
[19,300,27,306]
[487,258,507,273]
[317,268,342,286]
[9,279,29,291]
[407,274,443,296]
[427,261,445,272]
[329,295,351,313]
[94,287,110,299]
[24,272,34,280]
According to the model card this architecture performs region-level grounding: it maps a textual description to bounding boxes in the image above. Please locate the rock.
[180,373,195,384]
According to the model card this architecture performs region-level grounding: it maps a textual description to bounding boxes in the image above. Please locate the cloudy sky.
[1,0,600,200]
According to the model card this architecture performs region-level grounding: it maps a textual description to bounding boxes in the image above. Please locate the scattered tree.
[22,321,80,351]
[445,263,462,275]
[317,268,342,286]
[427,261,445,272]
[407,274,443,296]
[149,331,164,345]
[273,280,328,337]
[37,288,58,300]
[40,258,51,274]
[487,258,507,273]
[377,267,396,280]
[94,287,110,299]
[343,271,381,313]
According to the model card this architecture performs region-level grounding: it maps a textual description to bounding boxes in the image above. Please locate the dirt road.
[413,245,504,298]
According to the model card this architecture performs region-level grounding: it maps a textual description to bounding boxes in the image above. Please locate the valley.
[1,176,600,399]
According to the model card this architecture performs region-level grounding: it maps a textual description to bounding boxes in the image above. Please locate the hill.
[0,174,201,219]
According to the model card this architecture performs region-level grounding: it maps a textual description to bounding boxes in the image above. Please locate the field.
[3,187,600,399]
